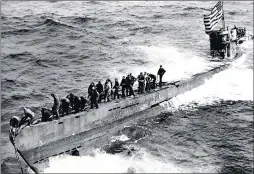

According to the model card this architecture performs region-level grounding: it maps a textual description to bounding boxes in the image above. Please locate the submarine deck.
[12,62,232,172]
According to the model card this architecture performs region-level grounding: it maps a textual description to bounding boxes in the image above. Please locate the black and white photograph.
[1,1,253,173]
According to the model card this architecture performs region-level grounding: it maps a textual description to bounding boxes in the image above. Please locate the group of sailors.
[10,66,166,129]
[88,65,166,108]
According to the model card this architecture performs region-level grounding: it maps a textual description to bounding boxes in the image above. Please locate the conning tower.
[209,27,246,59]
[203,1,248,59]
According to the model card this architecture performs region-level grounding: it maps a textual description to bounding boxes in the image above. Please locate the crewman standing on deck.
[129,73,135,87]
[96,81,103,103]
[145,73,151,92]
[106,78,113,98]
[137,72,145,94]
[104,80,111,102]
[126,74,135,97]
[144,72,148,93]
[90,86,99,109]
[113,78,120,99]
[157,65,166,87]
[88,82,95,97]
[120,76,127,98]
[51,93,60,119]
[96,81,103,94]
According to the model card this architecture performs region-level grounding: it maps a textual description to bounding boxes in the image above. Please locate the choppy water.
[1,1,253,173]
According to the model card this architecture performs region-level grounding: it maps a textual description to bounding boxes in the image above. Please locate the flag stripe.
[203,1,223,34]
[204,11,223,27]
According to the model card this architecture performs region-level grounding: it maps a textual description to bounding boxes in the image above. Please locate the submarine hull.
[13,63,232,172]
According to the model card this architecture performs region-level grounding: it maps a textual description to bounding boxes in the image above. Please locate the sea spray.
[167,43,253,110]
[108,44,222,82]
[44,148,211,173]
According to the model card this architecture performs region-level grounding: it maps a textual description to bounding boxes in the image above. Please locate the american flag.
[204,1,224,34]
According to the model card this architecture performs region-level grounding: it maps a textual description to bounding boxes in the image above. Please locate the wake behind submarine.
[8,1,253,173]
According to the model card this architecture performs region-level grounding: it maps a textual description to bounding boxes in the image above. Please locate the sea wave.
[2,51,35,60]
[183,6,209,11]
[72,16,96,23]
[42,18,74,29]
[10,94,30,101]
[129,26,152,34]
[1,28,34,37]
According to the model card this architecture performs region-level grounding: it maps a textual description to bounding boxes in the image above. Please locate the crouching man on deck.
[90,86,99,109]
[19,107,35,126]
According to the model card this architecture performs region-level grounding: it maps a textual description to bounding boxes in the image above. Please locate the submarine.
[8,1,253,173]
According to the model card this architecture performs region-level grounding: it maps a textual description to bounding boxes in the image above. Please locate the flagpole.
[222,0,225,29]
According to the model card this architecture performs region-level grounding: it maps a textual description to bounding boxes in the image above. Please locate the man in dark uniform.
[60,98,70,116]
[126,74,131,96]
[113,78,120,99]
[51,93,60,119]
[148,73,156,89]
[129,73,135,87]
[88,82,95,97]
[120,76,127,98]
[90,86,99,109]
[145,73,151,92]
[74,95,81,113]
[157,65,166,87]
[126,74,135,97]
[41,108,52,122]
[137,72,145,94]
[96,81,103,94]
[66,93,75,110]
[96,81,104,103]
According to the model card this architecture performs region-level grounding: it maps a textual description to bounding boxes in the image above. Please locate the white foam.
[168,44,253,109]
[109,44,221,82]
[111,42,252,110]
[110,134,130,142]
[43,148,218,173]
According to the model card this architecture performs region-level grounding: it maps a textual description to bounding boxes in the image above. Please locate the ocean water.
[1,1,253,173]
